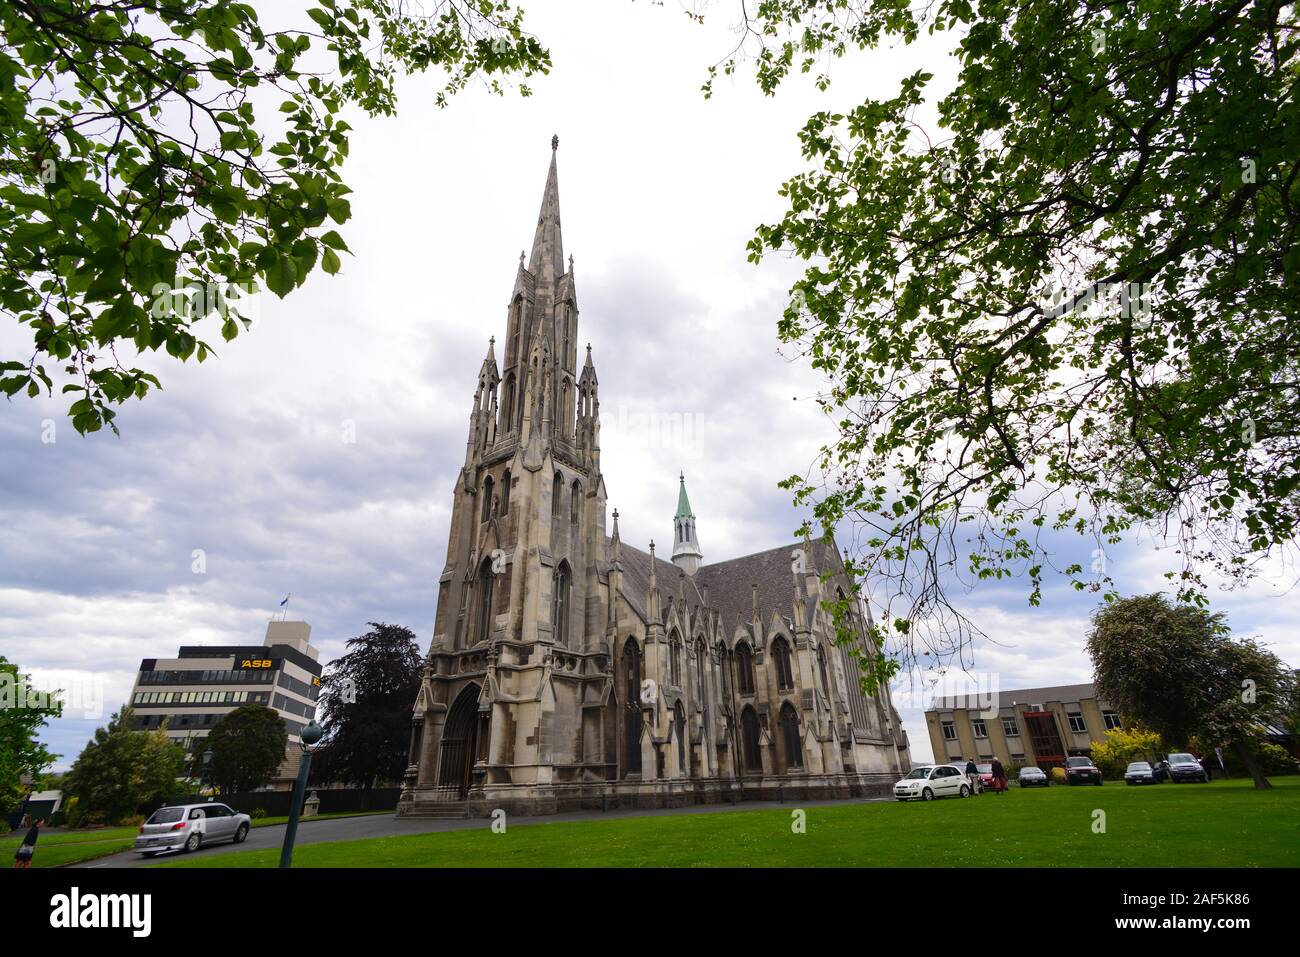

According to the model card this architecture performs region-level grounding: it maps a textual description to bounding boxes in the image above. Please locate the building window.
[1068,712,1087,734]
[551,561,571,645]
[500,469,511,515]
[1103,710,1122,731]
[552,471,563,518]
[736,642,755,695]
[779,702,803,770]
[570,479,581,524]
[941,720,956,741]
[741,707,762,772]
[477,558,495,644]
[772,636,794,691]
[694,639,706,703]
[972,719,988,738]
[668,633,682,687]
[481,475,494,522]
[1002,717,1020,737]
[675,702,686,772]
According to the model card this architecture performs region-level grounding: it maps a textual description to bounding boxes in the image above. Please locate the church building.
[398,139,911,817]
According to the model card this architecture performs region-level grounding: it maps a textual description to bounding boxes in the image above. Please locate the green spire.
[675,472,694,519]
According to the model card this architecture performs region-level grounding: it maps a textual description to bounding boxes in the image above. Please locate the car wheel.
[959,785,970,798]
[184,832,201,853]
[234,822,249,843]
[922,788,934,802]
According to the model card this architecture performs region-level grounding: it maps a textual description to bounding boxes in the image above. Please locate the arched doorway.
[437,683,482,799]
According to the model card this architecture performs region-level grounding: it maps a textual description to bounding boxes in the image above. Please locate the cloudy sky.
[3,1,1297,769]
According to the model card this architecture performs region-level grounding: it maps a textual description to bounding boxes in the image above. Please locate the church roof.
[694,538,842,636]
[612,536,844,637]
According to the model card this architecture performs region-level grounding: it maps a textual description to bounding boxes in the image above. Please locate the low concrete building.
[925,682,1124,771]
[128,620,322,789]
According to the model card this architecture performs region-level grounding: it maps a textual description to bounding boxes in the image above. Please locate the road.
[74,794,890,867]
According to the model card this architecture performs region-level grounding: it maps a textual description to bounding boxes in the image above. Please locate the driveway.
[74,793,890,867]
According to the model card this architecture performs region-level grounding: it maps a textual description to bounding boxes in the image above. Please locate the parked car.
[1166,752,1209,783]
[1018,766,1049,787]
[1065,755,1104,785]
[1124,761,1161,785]
[946,763,984,793]
[894,765,973,801]
[976,763,995,789]
[134,802,251,856]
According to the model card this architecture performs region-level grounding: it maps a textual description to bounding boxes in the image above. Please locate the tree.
[1086,594,1297,789]
[1,0,549,433]
[703,0,1300,683]
[64,706,187,822]
[1089,725,1164,779]
[309,621,422,790]
[205,703,288,794]
[0,655,61,817]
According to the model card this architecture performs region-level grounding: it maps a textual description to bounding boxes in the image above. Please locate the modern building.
[128,620,322,789]
[925,682,1124,771]
[397,140,911,818]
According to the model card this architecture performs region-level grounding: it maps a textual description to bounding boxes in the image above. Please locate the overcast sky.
[3,0,1297,769]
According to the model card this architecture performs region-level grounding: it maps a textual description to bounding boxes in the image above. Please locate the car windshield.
[1168,754,1198,765]
[977,764,992,773]
[1127,762,1151,771]
[1067,757,1093,767]
[147,807,184,824]
[904,768,933,779]
[1021,767,1042,775]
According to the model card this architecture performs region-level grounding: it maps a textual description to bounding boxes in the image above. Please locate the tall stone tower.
[402,136,616,810]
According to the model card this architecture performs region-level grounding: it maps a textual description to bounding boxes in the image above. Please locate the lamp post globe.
[300,721,324,750]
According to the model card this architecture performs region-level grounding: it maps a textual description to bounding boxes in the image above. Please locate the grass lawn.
[1,826,140,868]
[157,775,1300,868]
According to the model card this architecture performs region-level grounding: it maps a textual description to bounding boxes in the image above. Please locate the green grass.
[156,775,1300,868]
[1,826,140,868]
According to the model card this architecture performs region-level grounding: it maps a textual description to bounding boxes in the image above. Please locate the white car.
[134,802,251,856]
[894,764,973,801]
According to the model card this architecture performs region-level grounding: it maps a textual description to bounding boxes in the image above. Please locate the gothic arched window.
[500,469,511,516]
[668,632,682,687]
[501,373,515,433]
[552,471,563,518]
[570,479,581,524]
[552,560,571,645]
[477,558,495,644]
[817,645,830,694]
[741,706,762,772]
[694,638,706,704]
[717,641,730,698]
[480,475,494,522]
[772,636,794,691]
[674,701,686,772]
[779,702,803,770]
[736,641,755,695]
[623,636,642,777]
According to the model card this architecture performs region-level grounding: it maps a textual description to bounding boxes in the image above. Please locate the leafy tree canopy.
[310,621,422,789]
[705,0,1300,680]
[0,655,61,815]
[1,0,549,433]
[1086,593,1296,788]
[64,705,187,822]
[205,702,288,793]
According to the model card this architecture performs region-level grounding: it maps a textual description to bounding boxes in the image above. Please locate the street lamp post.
[278,721,323,869]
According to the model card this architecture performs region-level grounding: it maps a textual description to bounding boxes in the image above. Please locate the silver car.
[134,802,251,856]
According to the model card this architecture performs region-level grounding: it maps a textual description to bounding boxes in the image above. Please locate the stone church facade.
[397,140,911,817]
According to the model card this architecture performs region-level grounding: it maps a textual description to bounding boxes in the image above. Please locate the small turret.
[671,473,703,576]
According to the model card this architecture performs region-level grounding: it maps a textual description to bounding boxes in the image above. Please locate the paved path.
[74,794,891,868]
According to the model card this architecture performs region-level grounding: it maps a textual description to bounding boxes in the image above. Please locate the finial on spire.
[551,134,559,151]
[568,253,574,270]
[519,249,525,264]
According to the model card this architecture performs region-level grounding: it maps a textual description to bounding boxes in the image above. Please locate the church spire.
[671,473,703,576]
[528,135,564,286]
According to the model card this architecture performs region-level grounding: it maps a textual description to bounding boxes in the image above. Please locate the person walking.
[964,757,980,796]
[990,757,1008,794]
[12,819,41,869]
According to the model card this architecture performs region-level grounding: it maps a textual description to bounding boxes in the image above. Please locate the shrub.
[251,807,267,820]
[1050,767,1068,784]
